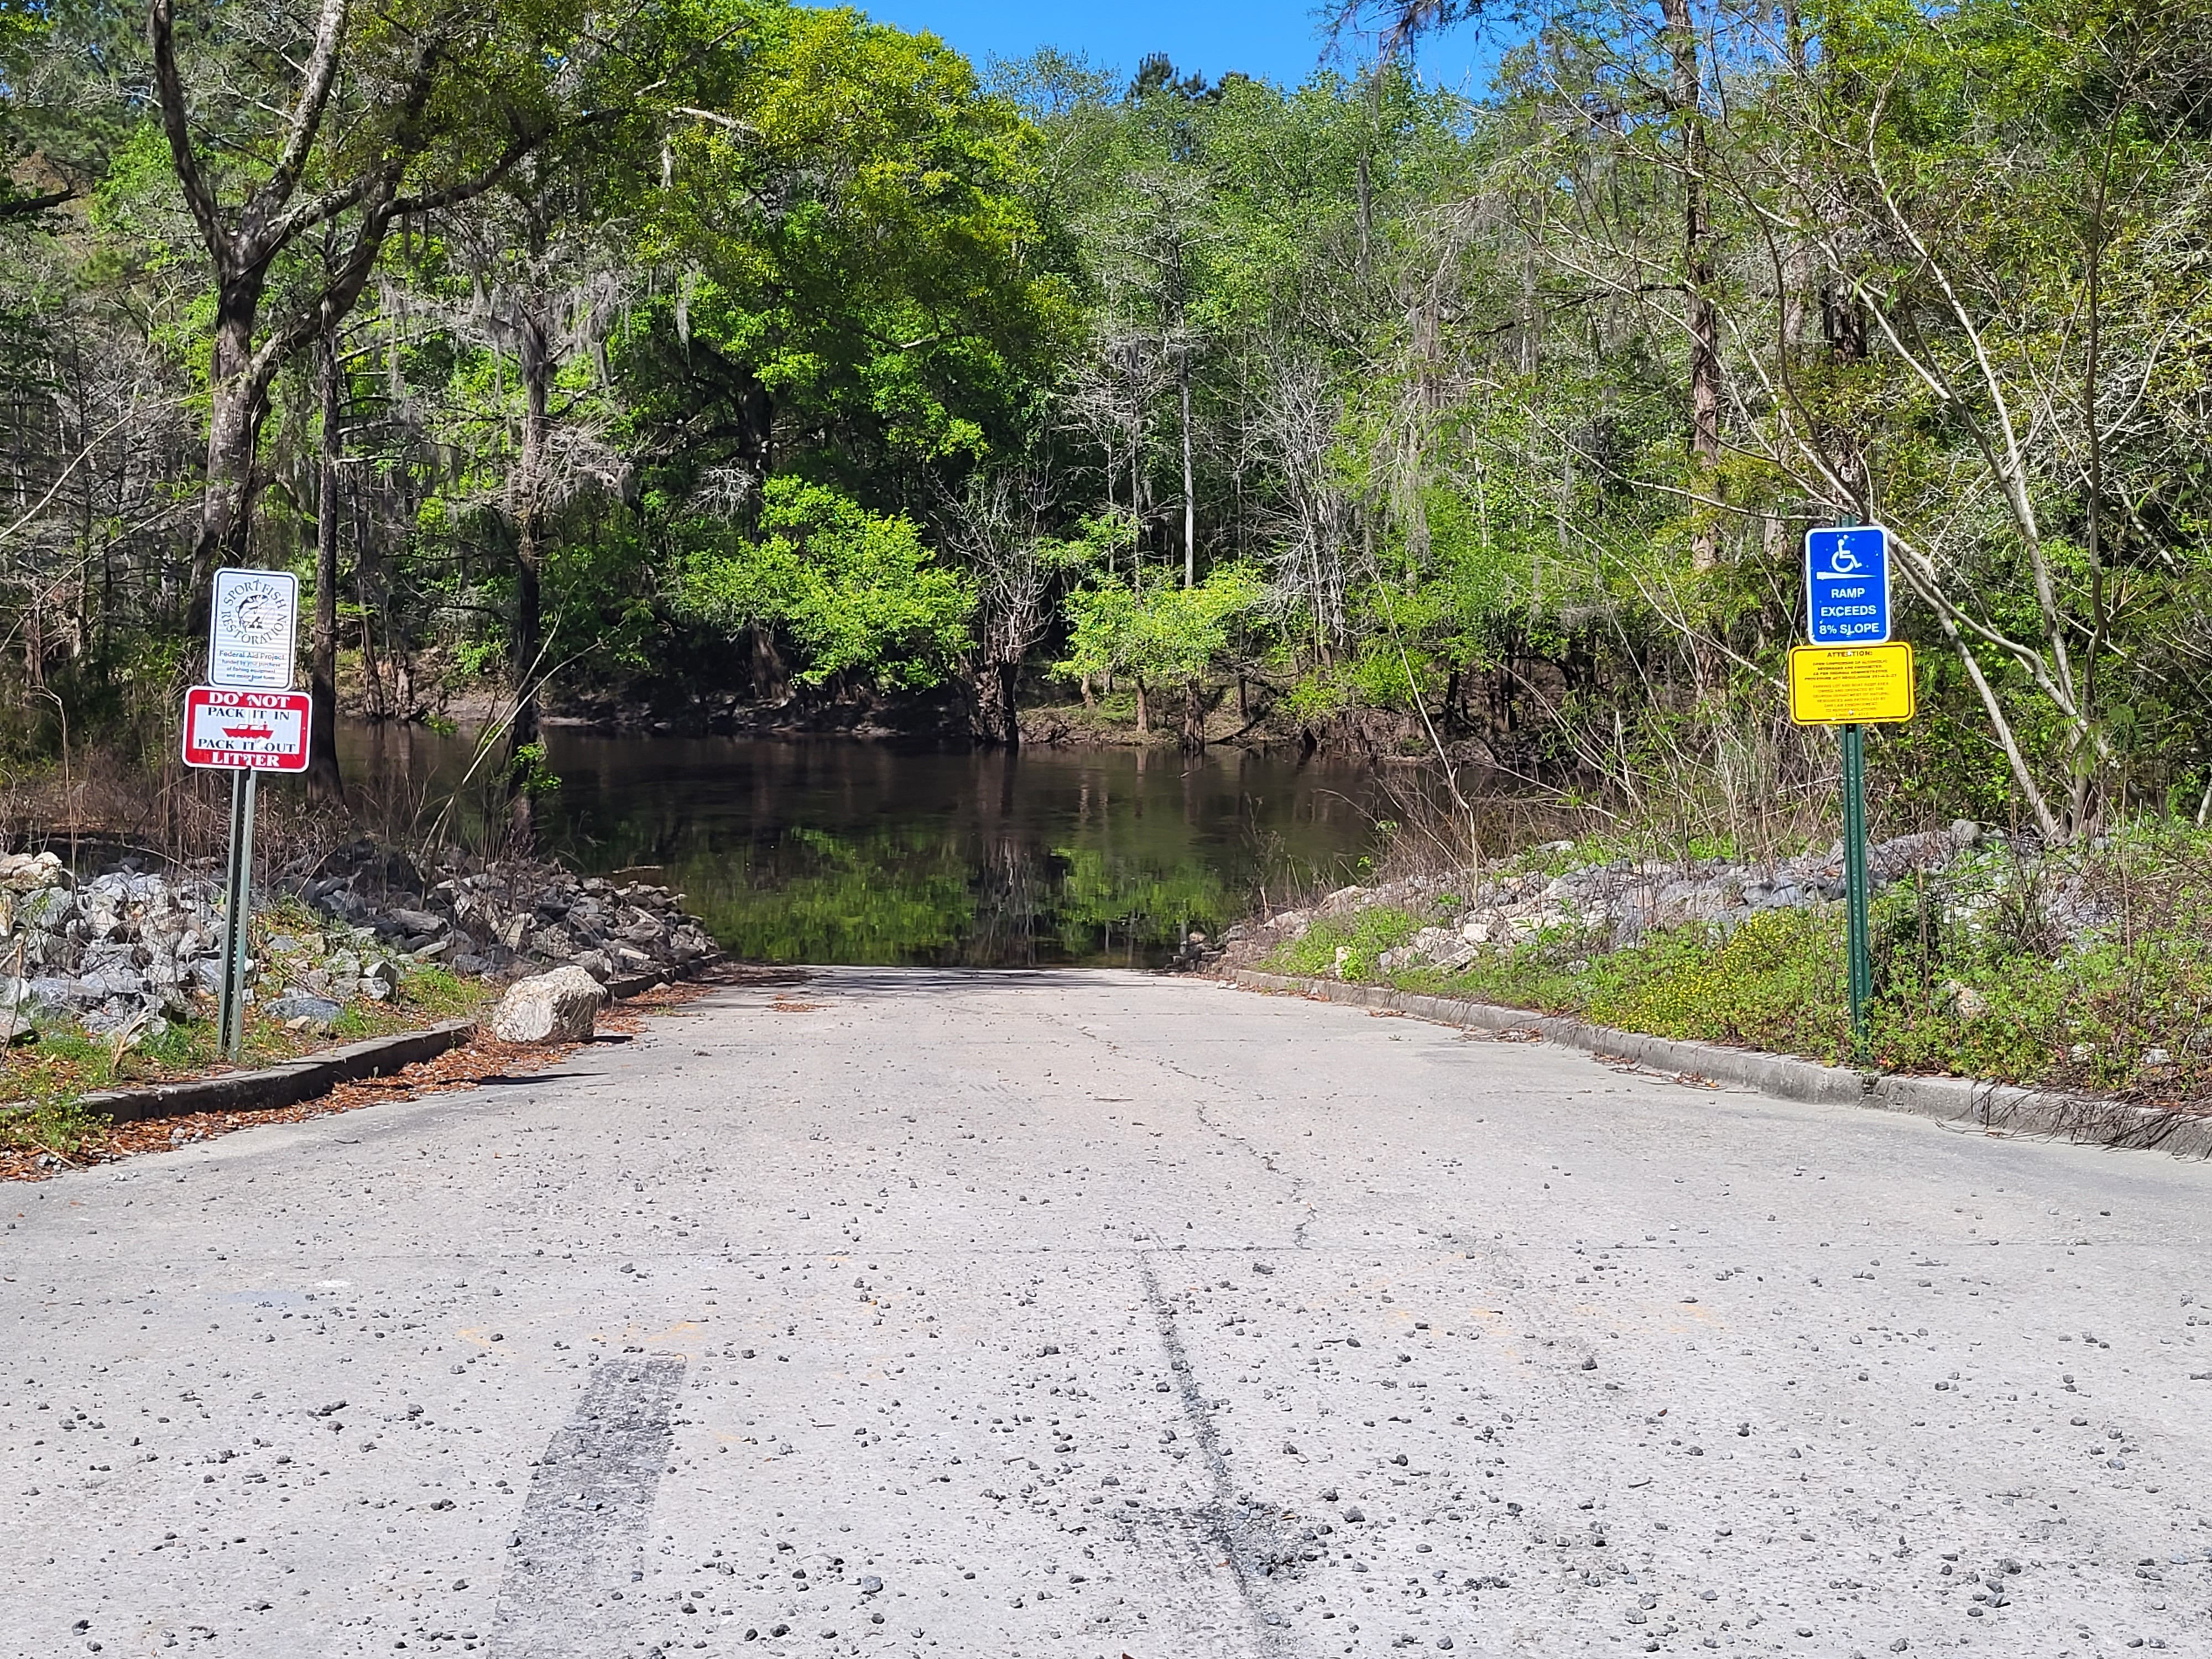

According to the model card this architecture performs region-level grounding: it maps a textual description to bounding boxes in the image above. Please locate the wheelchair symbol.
[1826,547,1863,575]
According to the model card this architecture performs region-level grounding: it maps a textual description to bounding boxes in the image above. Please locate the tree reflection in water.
[336,729,1385,968]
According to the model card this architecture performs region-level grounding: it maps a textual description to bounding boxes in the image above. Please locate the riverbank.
[381,653,1378,754]
[533,687,1306,750]
[0,840,722,1157]
[1213,820,2212,1113]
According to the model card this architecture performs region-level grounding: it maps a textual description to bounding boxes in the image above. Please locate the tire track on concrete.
[491,1352,687,1658]
[1133,1251,1290,1656]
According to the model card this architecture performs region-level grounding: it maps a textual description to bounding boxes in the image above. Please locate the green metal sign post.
[216,766,257,1062]
[1796,521,1906,1067]
[1839,723,1873,1060]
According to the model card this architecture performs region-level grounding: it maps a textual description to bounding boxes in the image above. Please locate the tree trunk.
[1179,349,1196,589]
[504,300,552,846]
[1180,680,1207,752]
[306,321,346,804]
[1355,147,1372,276]
[749,625,789,704]
[971,658,1021,749]
[358,611,385,719]
[997,659,1020,749]
[191,284,272,621]
[1661,0,1722,571]
[1134,676,1149,737]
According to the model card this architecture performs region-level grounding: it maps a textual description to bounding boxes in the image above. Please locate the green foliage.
[0,1019,113,1154]
[1585,911,1849,1055]
[643,2,1073,469]
[673,478,976,689]
[400,965,476,1015]
[1055,565,1265,686]
[1264,907,1421,982]
[0,1092,110,1156]
[508,740,562,799]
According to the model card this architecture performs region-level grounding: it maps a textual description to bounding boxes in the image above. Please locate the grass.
[1266,905,1423,983]
[1260,823,2212,1105]
[0,1022,119,1156]
[1267,904,1853,1058]
[1,950,498,1160]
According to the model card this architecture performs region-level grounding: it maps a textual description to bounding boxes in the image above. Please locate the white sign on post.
[208,567,299,689]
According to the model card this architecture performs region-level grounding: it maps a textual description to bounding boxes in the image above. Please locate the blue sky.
[859,1,1504,94]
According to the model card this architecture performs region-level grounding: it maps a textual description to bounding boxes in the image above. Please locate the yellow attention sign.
[1788,643,1916,725]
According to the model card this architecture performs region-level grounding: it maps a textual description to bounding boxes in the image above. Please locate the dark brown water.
[335,727,1387,967]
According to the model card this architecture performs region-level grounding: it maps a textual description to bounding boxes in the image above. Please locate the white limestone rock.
[489,966,607,1044]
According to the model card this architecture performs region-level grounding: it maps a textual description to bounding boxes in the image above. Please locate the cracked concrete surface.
[6,967,2212,1657]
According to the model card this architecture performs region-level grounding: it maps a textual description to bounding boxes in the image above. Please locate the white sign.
[208,567,299,689]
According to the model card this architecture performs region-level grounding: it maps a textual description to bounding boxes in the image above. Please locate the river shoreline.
[356,663,1403,756]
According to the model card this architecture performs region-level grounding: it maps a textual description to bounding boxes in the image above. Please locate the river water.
[336,727,1387,968]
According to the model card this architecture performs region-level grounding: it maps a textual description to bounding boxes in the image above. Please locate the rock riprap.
[488,966,607,1044]
[0,841,715,1042]
[1218,819,2124,982]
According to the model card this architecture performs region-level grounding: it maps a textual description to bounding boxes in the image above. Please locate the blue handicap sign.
[1804,525,1891,645]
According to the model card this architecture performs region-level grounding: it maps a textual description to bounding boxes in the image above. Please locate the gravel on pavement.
[5,967,2211,1658]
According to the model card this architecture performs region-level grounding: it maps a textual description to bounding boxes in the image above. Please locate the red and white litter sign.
[181,686,312,771]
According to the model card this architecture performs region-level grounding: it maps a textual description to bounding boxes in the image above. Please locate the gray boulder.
[489,966,605,1044]
[28,974,97,1010]
[0,851,64,895]
[266,990,344,1030]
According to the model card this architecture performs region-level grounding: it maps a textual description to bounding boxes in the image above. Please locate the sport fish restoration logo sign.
[181,687,312,771]
[207,567,299,689]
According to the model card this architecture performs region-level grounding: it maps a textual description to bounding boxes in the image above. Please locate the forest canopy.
[1,0,2208,843]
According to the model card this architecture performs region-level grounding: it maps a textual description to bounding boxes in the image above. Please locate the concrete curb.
[77,951,731,1127]
[1223,968,2212,1159]
[77,1019,479,1125]
[604,951,725,1001]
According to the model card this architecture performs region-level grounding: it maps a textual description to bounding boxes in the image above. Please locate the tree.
[935,462,1087,748]
[1057,564,1265,748]
[0,1,90,220]
[672,476,975,696]
[305,308,344,800]
[147,0,569,604]
[639,4,1071,517]
[429,134,637,834]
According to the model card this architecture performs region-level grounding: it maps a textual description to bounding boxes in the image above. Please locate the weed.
[400,964,479,1016]
[1294,820,2212,1101]
[1265,907,1421,982]
[0,1094,111,1157]
[0,1016,116,1154]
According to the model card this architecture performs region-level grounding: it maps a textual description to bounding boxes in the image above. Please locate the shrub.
[1263,908,1420,982]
